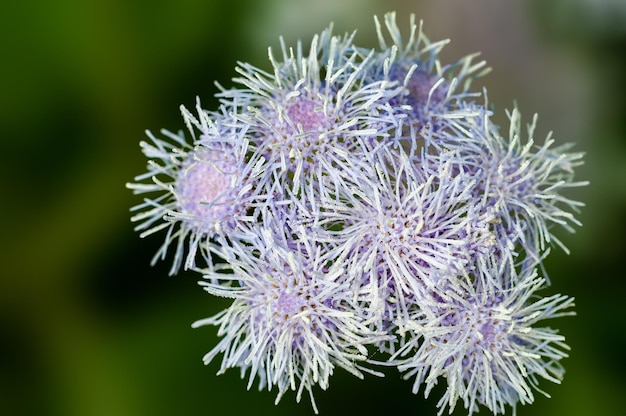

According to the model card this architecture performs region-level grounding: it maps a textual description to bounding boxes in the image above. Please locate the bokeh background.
[1,0,624,415]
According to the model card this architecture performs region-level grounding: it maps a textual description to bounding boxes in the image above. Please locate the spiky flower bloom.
[127,11,585,416]
[126,99,260,274]
[217,25,403,203]
[439,104,588,271]
[391,259,574,415]
[316,147,495,352]
[192,215,385,413]
[368,12,490,134]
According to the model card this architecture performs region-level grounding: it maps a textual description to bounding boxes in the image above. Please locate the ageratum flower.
[192,214,386,413]
[126,11,585,416]
[126,99,261,274]
[316,146,495,352]
[368,12,490,134]
[442,104,587,271]
[217,24,403,203]
[391,259,574,415]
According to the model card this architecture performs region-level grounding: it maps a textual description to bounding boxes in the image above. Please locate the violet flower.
[127,12,585,415]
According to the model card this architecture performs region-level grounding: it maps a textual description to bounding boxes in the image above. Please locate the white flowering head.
[193,218,385,413]
[370,12,490,131]
[218,26,402,202]
[128,11,585,416]
[126,100,255,273]
[393,261,574,415]
[315,148,495,352]
[440,104,587,270]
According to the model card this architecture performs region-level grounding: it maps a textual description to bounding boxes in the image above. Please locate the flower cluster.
[127,12,585,415]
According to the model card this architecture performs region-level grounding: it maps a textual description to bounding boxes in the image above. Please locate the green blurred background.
[1,0,624,415]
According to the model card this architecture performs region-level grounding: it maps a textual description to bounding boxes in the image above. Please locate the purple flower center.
[175,149,237,228]
[274,288,308,320]
[285,96,328,134]
[475,155,536,213]
[461,304,509,351]
[389,64,447,123]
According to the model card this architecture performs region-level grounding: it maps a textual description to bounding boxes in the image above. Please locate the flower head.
[127,11,585,416]
[441,104,587,270]
[369,12,490,131]
[193,215,385,413]
[315,147,495,352]
[218,25,402,203]
[392,260,574,415]
[126,99,256,273]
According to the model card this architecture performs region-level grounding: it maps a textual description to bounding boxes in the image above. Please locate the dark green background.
[1,1,624,415]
